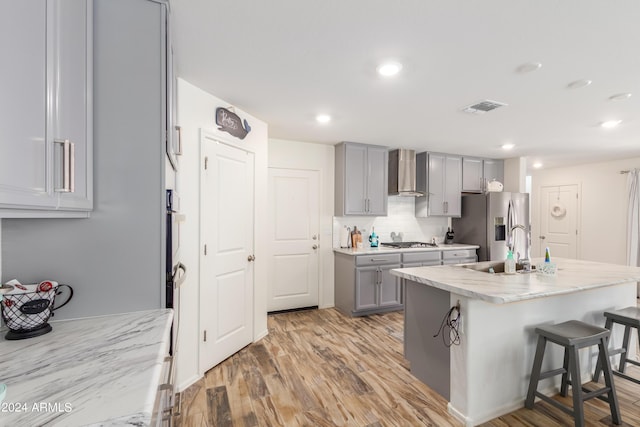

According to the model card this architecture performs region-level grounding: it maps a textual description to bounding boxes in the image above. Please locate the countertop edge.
[333,244,479,256]
[392,259,640,304]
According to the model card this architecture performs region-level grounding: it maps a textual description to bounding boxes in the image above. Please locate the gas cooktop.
[380,241,438,248]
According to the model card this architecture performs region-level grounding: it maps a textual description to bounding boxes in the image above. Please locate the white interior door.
[539,184,579,258]
[199,135,254,373]
[267,168,320,311]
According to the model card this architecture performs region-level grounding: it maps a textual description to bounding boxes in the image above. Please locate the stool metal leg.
[618,325,631,373]
[525,335,547,409]
[598,337,622,425]
[593,317,614,382]
[560,348,570,397]
[568,346,584,427]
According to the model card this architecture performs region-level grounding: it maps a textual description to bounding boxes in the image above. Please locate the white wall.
[531,156,640,264]
[175,78,268,391]
[268,139,335,308]
[334,197,449,246]
[504,157,527,193]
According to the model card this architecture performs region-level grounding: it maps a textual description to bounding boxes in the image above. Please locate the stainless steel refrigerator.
[452,192,530,262]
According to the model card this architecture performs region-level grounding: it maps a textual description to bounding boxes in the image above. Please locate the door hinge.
[204,244,207,255]
[204,330,207,342]
[204,156,208,170]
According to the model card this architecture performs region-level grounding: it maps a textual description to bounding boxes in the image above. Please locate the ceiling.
[171,0,640,171]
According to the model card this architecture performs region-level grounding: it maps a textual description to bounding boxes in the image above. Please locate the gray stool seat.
[594,306,640,386]
[525,320,621,427]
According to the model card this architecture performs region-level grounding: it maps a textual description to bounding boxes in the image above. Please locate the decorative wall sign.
[215,107,252,140]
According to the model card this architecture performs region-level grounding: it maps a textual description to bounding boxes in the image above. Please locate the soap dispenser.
[504,250,516,274]
[369,227,379,247]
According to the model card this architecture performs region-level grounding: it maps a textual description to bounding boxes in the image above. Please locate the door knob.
[312,245,318,250]
[247,255,255,262]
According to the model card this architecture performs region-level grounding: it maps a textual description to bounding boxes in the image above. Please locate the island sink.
[460,260,534,273]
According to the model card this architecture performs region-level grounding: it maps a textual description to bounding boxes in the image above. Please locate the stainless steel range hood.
[388,149,425,197]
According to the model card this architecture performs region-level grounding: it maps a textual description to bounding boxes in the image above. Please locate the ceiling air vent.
[462,100,508,114]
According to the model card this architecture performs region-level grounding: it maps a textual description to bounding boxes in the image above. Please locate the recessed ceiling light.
[316,114,331,124]
[501,143,515,150]
[377,62,402,77]
[516,62,542,73]
[533,162,543,169]
[567,79,592,89]
[609,93,632,101]
[601,119,622,129]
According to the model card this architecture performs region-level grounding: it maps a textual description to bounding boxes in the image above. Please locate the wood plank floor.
[175,307,640,427]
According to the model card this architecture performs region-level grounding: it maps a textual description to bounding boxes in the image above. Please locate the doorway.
[267,168,320,311]
[539,184,580,258]
[199,134,255,372]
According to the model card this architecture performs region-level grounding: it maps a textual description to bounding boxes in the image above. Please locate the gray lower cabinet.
[442,249,477,265]
[335,252,402,316]
[402,251,441,267]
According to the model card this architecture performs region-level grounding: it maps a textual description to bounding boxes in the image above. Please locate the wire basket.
[1,282,73,332]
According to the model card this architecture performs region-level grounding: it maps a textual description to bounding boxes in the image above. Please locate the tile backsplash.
[333,196,449,247]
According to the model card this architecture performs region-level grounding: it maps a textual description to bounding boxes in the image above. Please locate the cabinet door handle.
[54,139,75,193]
[175,125,183,155]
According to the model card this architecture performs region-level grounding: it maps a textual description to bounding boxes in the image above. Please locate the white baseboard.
[176,373,202,393]
[448,385,559,426]
[254,328,268,341]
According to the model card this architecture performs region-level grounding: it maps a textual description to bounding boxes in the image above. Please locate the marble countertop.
[0,309,173,426]
[391,258,640,304]
[333,243,479,256]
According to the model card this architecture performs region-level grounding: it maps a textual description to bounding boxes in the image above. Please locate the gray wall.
[1,0,166,320]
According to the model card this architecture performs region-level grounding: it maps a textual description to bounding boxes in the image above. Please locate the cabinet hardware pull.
[175,125,183,155]
[312,244,318,250]
[370,258,387,262]
[54,139,75,193]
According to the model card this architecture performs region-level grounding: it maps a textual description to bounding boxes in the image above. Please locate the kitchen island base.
[404,278,637,427]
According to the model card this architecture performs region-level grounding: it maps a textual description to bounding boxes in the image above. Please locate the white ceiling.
[171,0,640,170]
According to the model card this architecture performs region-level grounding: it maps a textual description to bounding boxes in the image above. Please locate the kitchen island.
[391,258,640,427]
[0,309,173,426]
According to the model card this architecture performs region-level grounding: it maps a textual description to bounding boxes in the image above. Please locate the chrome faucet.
[508,224,532,272]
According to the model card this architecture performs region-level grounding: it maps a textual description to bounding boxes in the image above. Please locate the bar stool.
[593,306,640,385]
[525,320,621,427]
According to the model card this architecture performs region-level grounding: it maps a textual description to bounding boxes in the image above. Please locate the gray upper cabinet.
[335,142,388,216]
[416,152,462,217]
[0,0,92,217]
[462,157,483,193]
[483,159,504,189]
[462,157,505,193]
